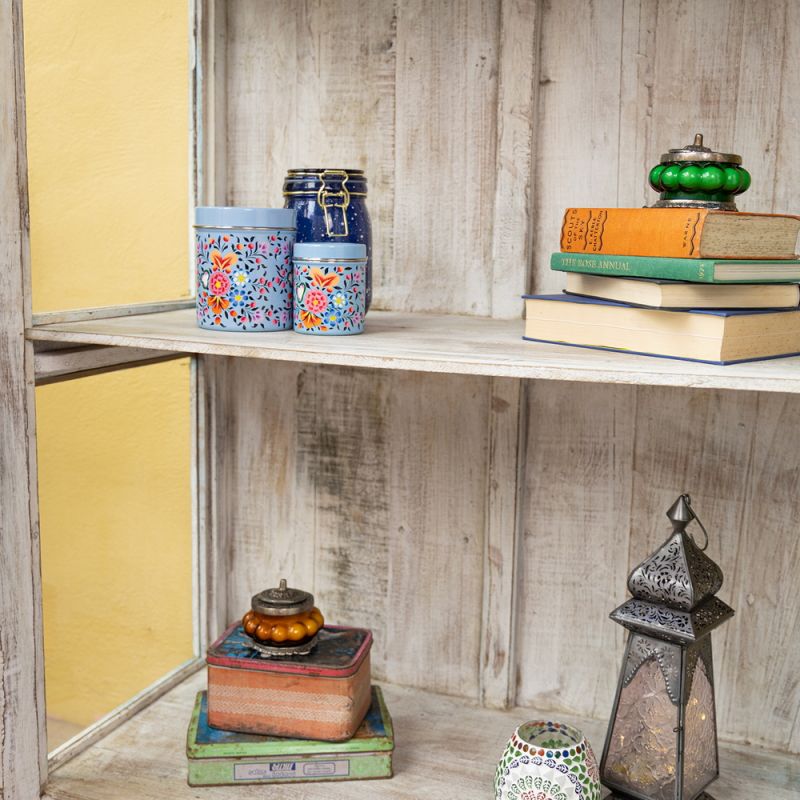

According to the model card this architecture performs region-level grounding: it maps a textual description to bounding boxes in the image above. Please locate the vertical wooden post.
[192,0,229,647]
[0,0,47,798]
[490,0,542,315]
[480,377,527,708]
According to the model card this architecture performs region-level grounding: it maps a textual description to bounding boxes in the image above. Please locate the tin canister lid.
[195,206,297,229]
[251,578,314,616]
[293,242,367,261]
[206,623,373,677]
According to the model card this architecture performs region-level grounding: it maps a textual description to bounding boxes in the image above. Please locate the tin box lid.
[293,242,367,261]
[206,623,372,677]
[186,686,393,759]
[195,206,297,229]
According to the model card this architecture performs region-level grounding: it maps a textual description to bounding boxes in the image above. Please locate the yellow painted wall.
[36,362,193,728]
[25,0,191,312]
[24,0,193,735]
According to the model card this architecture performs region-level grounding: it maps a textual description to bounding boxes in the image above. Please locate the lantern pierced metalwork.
[600,495,734,800]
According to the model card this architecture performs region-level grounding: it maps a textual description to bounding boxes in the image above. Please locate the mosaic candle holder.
[195,206,296,331]
[293,242,367,335]
[495,720,601,800]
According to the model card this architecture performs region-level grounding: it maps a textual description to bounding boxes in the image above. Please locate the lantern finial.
[666,493,694,530]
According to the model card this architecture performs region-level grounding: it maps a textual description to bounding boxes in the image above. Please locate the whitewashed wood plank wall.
[209,0,800,754]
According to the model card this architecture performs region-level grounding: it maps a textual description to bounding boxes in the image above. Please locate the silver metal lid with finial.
[251,578,315,617]
[649,133,751,211]
[659,133,741,165]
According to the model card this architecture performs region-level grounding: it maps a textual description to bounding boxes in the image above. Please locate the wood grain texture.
[715,392,800,752]
[195,356,228,646]
[296,365,392,680]
[44,668,800,800]
[27,308,800,394]
[531,0,625,294]
[226,0,397,306]
[211,357,316,630]
[517,0,800,753]
[480,378,524,708]
[392,0,500,314]
[490,0,540,314]
[629,387,759,744]
[382,369,488,696]
[515,381,635,719]
[516,383,800,753]
[193,0,228,207]
[773,0,800,219]
[0,1,47,798]
[213,358,490,698]
[14,3,800,788]
[33,346,182,385]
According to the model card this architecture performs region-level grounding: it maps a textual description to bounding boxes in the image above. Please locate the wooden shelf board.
[27,307,800,392]
[45,669,798,800]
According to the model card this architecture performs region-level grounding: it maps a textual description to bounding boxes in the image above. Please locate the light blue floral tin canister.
[293,242,367,335]
[195,206,296,331]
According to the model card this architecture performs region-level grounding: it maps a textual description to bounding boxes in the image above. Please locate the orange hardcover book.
[560,207,800,259]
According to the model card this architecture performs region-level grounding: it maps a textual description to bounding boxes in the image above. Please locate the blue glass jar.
[283,169,372,310]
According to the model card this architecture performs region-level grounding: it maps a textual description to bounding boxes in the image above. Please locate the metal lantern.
[600,495,734,800]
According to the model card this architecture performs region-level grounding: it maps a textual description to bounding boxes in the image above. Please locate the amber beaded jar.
[241,579,324,655]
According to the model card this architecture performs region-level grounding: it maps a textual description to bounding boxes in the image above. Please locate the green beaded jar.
[649,133,750,211]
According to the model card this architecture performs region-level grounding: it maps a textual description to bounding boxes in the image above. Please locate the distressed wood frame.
[1,1,47,797]
[4,1,800,798]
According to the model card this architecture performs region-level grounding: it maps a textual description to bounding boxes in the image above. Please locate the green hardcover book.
[551,252,800,283]
[186,687,393,786]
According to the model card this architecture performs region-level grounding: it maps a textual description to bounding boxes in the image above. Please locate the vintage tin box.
[186,686,393,786]
[206,623,372,741]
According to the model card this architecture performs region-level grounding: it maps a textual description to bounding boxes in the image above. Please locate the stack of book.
[524,207,800,364]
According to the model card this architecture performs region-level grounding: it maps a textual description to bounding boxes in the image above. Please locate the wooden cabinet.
[2,2,799,799]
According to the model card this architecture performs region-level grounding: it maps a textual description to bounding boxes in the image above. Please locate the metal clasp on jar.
[317,169,351,237]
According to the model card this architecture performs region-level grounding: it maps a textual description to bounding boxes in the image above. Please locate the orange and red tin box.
[206,623,373,741]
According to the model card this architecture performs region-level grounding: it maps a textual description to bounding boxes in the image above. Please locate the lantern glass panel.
[683,658,718,797]
[604,656,678,800]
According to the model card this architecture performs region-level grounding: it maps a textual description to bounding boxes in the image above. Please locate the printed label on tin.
[234,760,350,781]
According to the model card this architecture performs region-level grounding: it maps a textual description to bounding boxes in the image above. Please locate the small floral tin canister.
[293,242,367,335]
[283,169,373,310]
[195,206,296,331]
[495,720,601,800]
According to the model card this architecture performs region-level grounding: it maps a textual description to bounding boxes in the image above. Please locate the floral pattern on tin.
[293,263,365,335]
[196,231,293,331]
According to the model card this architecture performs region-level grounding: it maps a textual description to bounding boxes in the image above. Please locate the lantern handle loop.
[684,494,709,551]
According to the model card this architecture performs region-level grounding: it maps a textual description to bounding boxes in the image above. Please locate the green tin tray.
[186,686,394,786]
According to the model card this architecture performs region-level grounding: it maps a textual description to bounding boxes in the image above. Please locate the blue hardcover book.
[523,294,800,365]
